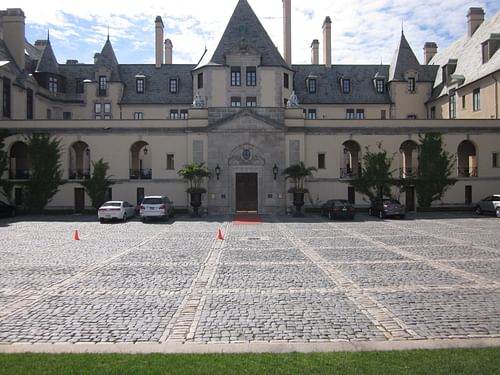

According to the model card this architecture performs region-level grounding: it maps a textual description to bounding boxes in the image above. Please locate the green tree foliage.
[80,159,114,209]
[415,133,456,208]
[349,143,398,203]
[0,131,13,201]
[177,162,211,193]
[283,162,317,193]
[24,134,65,213]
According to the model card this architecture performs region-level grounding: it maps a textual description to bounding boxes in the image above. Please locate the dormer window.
[135,75,145,94]
[481,34,500,64]
[376,79,384,93]
[169,79,178,94]
[308,78,317,93]
[407,77,416,93]
[340,78,351,94]
[231,67,241,86]
[98,75,107,96]
[48,76,58,93]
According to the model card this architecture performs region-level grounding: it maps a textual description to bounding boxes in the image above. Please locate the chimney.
[283,0,292,65]
[311,39,319,64]
[155,16,164,68]
[2,8,25,70]
[423,42,438,64]
[323,16,332,68]
[164,39,173,64]
[467,7,485,38]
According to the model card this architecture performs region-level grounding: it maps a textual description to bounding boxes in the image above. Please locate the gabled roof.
[389,32,421,81]
[209,0,288,68]
[36,39,59,75]
[429,11,500,100]
[293,65,392,105]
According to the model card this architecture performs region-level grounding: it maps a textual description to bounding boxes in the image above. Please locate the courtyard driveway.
[0,213,499,353]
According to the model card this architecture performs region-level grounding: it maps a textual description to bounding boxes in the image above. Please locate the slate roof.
[429,11,500,100]
[94,38,121,81]
[209,0,288,68]
[118,64,196,104]
[35,39,59,75]
[389,32,437,82]
[293,65,392,105]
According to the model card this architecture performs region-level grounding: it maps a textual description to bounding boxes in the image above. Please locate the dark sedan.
[369,198,405,219]
[321,199,355,220]
[0,200,15,218]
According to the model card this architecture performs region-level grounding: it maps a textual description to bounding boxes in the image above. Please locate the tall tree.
[415,133,456,208]
[24,134,65,213]
[80,159,114,209]
[348,143,399,203]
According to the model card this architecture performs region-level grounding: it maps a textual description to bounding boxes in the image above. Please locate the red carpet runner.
[233,212,262,224]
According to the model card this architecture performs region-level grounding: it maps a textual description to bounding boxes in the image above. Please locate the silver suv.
[139,196,174,222]
[475,194,500,217]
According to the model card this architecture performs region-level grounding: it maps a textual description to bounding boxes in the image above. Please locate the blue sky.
[6,0,500,66]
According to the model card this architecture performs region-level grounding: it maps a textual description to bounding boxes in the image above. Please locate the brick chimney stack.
[155,16,164,68]
[323,16,332,68]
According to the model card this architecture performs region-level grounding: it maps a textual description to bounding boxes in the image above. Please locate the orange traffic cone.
[74,229,80,241]
[217,229,224,241]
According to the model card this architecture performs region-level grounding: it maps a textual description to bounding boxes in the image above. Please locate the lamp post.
[215,164,221,180]
[273,164,279,180]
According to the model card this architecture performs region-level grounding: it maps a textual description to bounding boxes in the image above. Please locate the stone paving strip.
[0,214,499,353]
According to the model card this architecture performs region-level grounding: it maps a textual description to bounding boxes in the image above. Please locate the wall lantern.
[85,148,90,156]
[273,164,279,180]
[215,164,221,180]
[343,148,349,155]
[143,146,148,155]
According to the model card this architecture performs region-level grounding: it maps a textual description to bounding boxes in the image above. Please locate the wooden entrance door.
[406,186,415,211]
[74,188,85,213]
[236,173,258,211]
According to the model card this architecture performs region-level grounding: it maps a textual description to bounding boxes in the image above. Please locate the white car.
[98,201,136,223]
[475,194,500,217]
[139,195,174,222]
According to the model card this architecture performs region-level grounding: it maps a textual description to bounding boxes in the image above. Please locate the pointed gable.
[210,0,288,68]
[389,32,421,81]
[95,38,121,81]
[36,39,59,74]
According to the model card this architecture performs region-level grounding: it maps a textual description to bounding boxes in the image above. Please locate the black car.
[321,199,355,220]
[0,200,15,218]
[369,198,405,219]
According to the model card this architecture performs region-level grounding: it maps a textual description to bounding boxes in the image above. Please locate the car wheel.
[328,211,333,220]
[496,207,500,218]
[400,215,405,220]
[475,206,482,215]
[99,218,105,224]
[141,217,147,223]
[122,213,127,222]
[379,211,384,219]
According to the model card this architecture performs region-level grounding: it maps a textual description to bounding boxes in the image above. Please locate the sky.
[5,0,500,66]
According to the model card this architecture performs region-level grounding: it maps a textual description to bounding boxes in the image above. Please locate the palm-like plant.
[177,162,211,193]
[283,162,317,193]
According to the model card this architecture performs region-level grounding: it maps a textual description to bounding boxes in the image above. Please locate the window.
[430,106,436,119]
[26,89,33,120]
[166,154,175,170]
[482,42,489,64]
[307,109,317,120]
[169,79,177,94]
[134,112,144,120]
[48,76,58,93]
[180,109,188,119]
[136,78,145,93]
[246,67,256,86]
[381,109,386,120]
[231,96,241,107]
[75,79,84,94]
[408,77,416,92]
[308,78,317,93]
[104,103,111,114]
[246,97,257,107]
[341,78,351,94]
[376,79,384,93]
[355,109,365,119]
[197,73,203,89]
[493,153,499,168]
[231,67,241,86]
[2,78,11,118]
[95,103,102,114]
[345,109,355,119]
[98,76,107,96]
[63,112,72,120]
[462,95,466,109]
[318,153,326,169]
[449,93,456,119]
[284,73,289,89]
[473,88,480,111]
[169,109,179,119]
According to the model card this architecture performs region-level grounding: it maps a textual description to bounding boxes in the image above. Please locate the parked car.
[98,201,136,223]
[369,198,405,219]
[321,199,355,220]
[0,200,15,218]
[139,195,174,222]
[475,194,500,216]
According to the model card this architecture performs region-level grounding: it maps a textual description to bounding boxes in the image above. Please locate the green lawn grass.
[0,348,499,374]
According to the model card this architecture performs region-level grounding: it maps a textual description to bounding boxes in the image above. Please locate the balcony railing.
[9,169,30,180]
[458,167,478,178]
[400,167,418,178]
[69,169,91,180]
[130,169,152,180]
[340,168,360,179]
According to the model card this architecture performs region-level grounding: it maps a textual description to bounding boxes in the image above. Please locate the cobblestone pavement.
[0,213,499,352]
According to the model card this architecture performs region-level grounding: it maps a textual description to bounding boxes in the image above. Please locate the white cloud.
[5,0,500,65]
